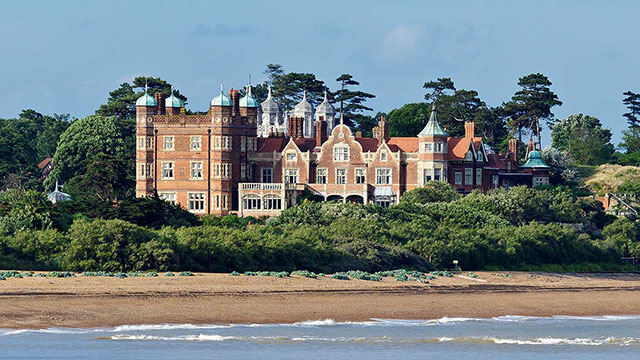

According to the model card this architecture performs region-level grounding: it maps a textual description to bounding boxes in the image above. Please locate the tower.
[135,82,158,198]
[417,103,448,184]
[259,86,283,137]
[293,91,314,138]
[315,91,336,136]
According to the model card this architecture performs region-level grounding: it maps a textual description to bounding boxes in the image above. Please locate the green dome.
[165,93,183,108]
[521,150,549,168]
[239,86,259,107]
[136,92,157,107]
[211,84,232,107]
[418,103,447,137]
[136,83,157,107]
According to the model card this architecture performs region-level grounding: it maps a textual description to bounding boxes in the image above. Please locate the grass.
[582,164,640,194]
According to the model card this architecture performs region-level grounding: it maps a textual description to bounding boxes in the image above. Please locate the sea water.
[2,315,640,359]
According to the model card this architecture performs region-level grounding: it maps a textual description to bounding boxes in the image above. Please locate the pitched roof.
[257,137,288,152]
[37,157,53,170]
[387,137,419,152]
[447,136,483,160]
[355,137,380,152]
[418,104,447,137]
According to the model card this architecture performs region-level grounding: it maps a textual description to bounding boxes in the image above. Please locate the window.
[222,194,228,210]
[262,168,273,183]
[159,192,176,205]
[477,151,483,162]
[317,168,327,184]
[161,162,174,179]
[423,169,432,183]
[215,194,220,210]
[455,172,462,185]
[263,194,282,210]
[286,152,296,161]
[215,163,230,179]
[355,168,366,184]
[380,150,387,161]
[214,136,221,150]
[146,137,153,149]
[247,137,255,151]
[434,168,442,181]
[336,169,346,184]
[465,150,473,161]
[188,193,205,212]
[376,168,392,185]
[138,163,146,178]
[492,175,499,188]
[476,169,482,186]
[137,137,145,150]
[243,194,261,210]
[464,168,473,185]
[163,136,174,151]
[533,177,549,186]
[435,142,443,153]
[284,169,298,184]
[241,163,246,179]
[221,136,230,150]
[190,162,203,179]
[333,145,349,162]
[424,143,433,152]
[146,164,153,179]
[190,136,202,151]
[241,136,247,151]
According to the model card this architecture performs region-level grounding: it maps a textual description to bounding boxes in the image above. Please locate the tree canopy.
[551,114,614,165]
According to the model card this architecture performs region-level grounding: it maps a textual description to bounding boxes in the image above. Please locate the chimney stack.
[508,138,517,160]
[229,89,240,117]
[464,121,475,138]
[288,116,304,139]
[154,93,166,114]
[316,116,327,147]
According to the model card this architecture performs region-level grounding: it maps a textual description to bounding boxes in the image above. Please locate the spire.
[340,111,344,125]
[267,85,272,98]
[302,90,307,101]
[418,101,447,137]
[55,179,59,192]
[323,90,328,102]
[144,79,148,94]
[220,83,224,94]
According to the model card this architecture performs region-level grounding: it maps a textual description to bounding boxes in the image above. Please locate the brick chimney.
[288,116,304,139]
[316,116,327,147]
[464,121,475,138]
[154,93,166,115]
[355,131,362,137]
[508,138,517,159]
[229,89,240,117]
[374,115,388,143]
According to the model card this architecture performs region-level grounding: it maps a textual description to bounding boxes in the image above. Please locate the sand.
[1,271,640,329]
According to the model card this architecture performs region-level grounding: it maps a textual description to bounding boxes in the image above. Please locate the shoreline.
[2,272,640,329]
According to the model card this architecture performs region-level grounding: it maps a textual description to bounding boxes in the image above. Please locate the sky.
[0,0,638,145]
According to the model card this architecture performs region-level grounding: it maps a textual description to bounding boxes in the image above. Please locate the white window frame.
[190,161,203,180]
[243,194,261,210]
[424,143,432,152]
[336,168,347,184]
[163,136,174,151]
[285,152,297,162]
[464,168,473,185]
[241,136,247,151]
[159,192,177,205]
[190,136,202,151]
[434,168,442,182]
[161,161,174,180]
[465,150,473,161]
[146,163,153,179]
[146,137,153,149]
[284,168,298,184]
[333,145,350,162]
[317,168,327,184]
[187,192,206,212]
[423,168,432,184]
[263,194,282,210]
[137,136,145,150]
[355,168,366,184]
[455,171,462,185]
[375,168,392,185]
[380,150,387,161]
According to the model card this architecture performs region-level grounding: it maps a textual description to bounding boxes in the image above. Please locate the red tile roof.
[355,137,379,152]
[37,157,53,170]
[387,137,419,152]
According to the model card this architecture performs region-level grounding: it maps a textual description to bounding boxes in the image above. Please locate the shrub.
[178,271,195,277]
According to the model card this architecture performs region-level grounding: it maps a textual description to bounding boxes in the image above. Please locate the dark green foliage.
[623,91,640,129]
[399,181,461,205]
[551,114,614,165]
[334,73,376,131]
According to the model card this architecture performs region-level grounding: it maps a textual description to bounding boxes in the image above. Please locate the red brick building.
[136,85,549,217]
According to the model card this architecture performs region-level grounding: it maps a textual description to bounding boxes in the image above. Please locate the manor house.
[135,83,549,216]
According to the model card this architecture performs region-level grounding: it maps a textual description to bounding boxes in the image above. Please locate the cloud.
[379,24,426,60]
[190,23,257,38]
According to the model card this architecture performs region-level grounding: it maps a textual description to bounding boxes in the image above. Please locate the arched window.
[243,194,261,210]
[263,194,282,210]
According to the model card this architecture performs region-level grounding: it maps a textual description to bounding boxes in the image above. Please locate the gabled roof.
[38,157,53,170]
[387,137,419,152]
[447,136,483,160]
[257,137,288,152]
[355,137,379,152]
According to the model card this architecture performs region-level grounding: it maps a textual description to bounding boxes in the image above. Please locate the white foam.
[111,334,235,341]
[111,324,230,332]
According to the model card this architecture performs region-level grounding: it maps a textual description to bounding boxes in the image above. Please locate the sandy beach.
[1,272,640,329]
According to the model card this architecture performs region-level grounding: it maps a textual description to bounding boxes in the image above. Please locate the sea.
[2,315,640,359]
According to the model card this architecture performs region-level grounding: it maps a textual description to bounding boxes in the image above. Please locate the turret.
[293,91,314,138]
[315,91,336,136]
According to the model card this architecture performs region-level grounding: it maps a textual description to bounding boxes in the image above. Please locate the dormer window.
[465,150,473,161]
[286,152,296,162]
[380,150,388,161]
[333,145,350,162]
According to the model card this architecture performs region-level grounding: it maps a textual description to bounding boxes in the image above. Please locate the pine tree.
[334,74,375,130]
[623,91,640,128]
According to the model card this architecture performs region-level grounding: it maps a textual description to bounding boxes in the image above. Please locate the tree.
[541,147,578,185]
[333,74,376,130]
[399,181,461,205]
[63,153,134,201]
[502,73,562,145]
[551,114,614,165]
[46,115,135,192]
[623,91,640,128]
[96,77,187,120]
[386,103,431,137]
[272,72,327,110]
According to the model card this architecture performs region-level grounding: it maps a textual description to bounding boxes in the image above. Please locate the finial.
[55,179,59,192]
[170,85,174,96]
[248,75,252,86]
[323,90,328,101]
[340,111,344,125]
[267,85,272,97]
[220,83,224,93]
[302,90,307,101]
[144,79,148,94]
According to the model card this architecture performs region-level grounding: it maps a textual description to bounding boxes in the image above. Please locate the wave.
[104,334,640,346]
[111,324,231,332]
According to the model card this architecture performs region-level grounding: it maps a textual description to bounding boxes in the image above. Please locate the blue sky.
[0,0,638,145]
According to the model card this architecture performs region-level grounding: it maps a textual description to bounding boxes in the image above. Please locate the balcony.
[240,183,283,191]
